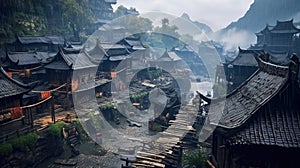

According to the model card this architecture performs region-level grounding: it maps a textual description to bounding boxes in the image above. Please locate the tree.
[112,6,152,35]
[155,18,180,39]
[126,15,153,35]
[113,5,128,18]
[153,18,181,49]
[114,5,139,19]
[60,0,92,39]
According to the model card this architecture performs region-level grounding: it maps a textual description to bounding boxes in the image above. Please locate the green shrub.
[0,143,13,157]
[130,92,148,103]
[183,149,207,168]
[48,121,66,138]
[25,133,38,147]
[10,132,38,151]
[100,103,116,111]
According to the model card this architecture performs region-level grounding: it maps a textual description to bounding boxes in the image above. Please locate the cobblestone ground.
[47,153,121,168]
[38,140,122,168]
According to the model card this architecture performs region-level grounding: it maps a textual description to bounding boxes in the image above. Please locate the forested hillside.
[0,0,93,43]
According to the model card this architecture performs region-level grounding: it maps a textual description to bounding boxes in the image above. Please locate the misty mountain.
[224,0,300,34]
[180,13,213,34]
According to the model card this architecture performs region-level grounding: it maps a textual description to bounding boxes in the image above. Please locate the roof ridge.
[256,55,289,77]
[224,48,263,65]
[0,67,31,89]
[59,49,73,68]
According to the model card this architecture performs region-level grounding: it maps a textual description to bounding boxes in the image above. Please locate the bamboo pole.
[22,96,52,109]
[31,83,67,93]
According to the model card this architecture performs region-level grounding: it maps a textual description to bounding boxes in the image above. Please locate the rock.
[126,119,142,127]
[54,159,77,166]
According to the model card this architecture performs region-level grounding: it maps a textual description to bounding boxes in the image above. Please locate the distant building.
[173,45,208,79]
[86,0,117,34]
[98,24,126,43]
[252,19,300,56]
[116,35,146,52]
[88,0,117,20]
[149,50,184,73]
[201,54,300,168]
[216,19,300,94]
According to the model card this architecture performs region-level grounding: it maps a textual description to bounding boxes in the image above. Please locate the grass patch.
[0,143,13,156]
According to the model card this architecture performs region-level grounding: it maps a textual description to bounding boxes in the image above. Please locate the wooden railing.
[0,96,54,143]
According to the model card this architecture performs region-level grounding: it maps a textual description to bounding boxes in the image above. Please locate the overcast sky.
[114,0,254,31]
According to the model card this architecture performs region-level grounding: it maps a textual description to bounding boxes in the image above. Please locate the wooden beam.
[137,151,166,159]
[207,160,216,168]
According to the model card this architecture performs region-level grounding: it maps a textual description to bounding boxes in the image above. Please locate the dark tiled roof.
[225,48,265,67]
[270,19,300,34]
[87,42,131,62]
[101,44,130,56]
[157,51,182,62]
[17,36,49,44]
[255,25,272,35]
[45,50,97,70]
[7,52,55,65]
[87,42,108,62]
[46,36,65,45]
[117,38,145,51]
[17,35,64,45]
[44,60,70,70]
[204,57,289,129]
[228,105,300,148]
[202,54,300,148]
[0,67,30,99]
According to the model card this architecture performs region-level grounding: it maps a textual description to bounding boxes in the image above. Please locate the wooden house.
[172,45,208,79]
[4,51,55,69]
[253,19,300,55]
[216,48,265,93]
[98,25,126,43]
[116,35,146,52]
[11,35,64,52]
[200,54,300,168]
[0,67,30,111]
[45,48,97,108]
[2,51,56,83]
[149,50,184,73]
[88,42,130,75]
[0,67,31,135]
